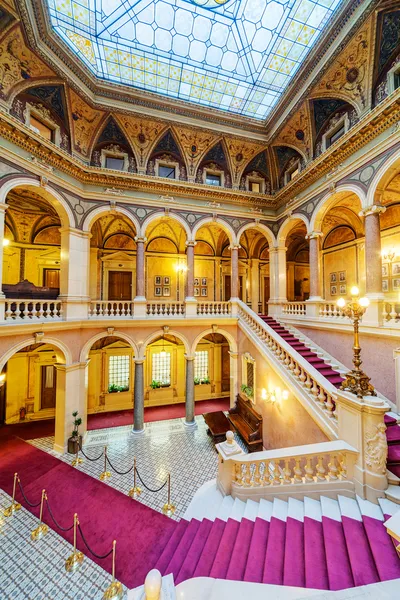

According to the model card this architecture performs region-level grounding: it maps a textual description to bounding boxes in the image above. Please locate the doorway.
[263,276,270,314]
[224,275,231,301]
[43,269,60,289]
[41,365,57,410]
[108,271,132,300]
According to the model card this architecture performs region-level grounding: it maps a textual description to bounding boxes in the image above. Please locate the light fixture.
[0,373,5,385]
[381,248,396,262]
[175,263,188,273]
[282,390,289,400]
[262,387,288,404]
[2,238,10,247]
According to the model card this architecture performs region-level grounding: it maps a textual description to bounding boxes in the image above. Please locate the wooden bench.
[228,393,263,452]
[203,410,232,444]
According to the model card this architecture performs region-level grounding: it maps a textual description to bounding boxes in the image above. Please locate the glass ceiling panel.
[47,0,343,119]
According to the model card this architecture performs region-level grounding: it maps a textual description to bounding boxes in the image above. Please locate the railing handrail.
[5,298,61,303]
[229,440,358,463]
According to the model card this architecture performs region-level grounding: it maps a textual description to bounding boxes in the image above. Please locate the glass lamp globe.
[359,297,370,308]
[337,298,346,308]
[350,286,359,296]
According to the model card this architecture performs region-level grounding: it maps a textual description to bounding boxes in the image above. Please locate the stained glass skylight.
[47,0,343,120]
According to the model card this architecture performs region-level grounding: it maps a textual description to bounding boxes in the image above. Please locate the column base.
[131,427,145,436]
[133,297,147,317]
[183,419,197,430]
[305,298,323,318]
[58,296,90,320]
[363,297,384,327]
[185,298,197,317]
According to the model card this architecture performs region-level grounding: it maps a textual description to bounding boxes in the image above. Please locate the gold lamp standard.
[336,286,376,399]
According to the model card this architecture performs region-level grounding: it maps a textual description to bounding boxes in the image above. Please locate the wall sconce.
[0,373,5,386]
[381,248,396,262]
[262,388,288,404]
[175,264,188,273]
[2,238,10,247]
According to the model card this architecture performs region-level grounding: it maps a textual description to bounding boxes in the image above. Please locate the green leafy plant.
[71,410,82,439]
[194,376,211,385]
[108,383,129,393]
[150,380,161,389]
[194,377,201,385]
[241,384,254,398]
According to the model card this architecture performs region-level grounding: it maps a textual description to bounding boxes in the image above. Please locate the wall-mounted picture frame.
[201,277,207,286]
[163,286,170,296]
[155,286,162,296]
[155,276,162,285]
[194,278,200,286]
[330,285,337,295]
[382,279,389,292]
[339,284,346,294]
[339,271,346,282]
[392,262,400,276]
[330,272,337,283]
[382,264,389,277]
[201,287,207,296]
[164,276,170,285]
[393,278,400,291]
[194,287,200,296]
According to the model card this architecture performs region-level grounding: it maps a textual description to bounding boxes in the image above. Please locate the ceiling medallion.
[189,0,231,8]
[346,68,359,83]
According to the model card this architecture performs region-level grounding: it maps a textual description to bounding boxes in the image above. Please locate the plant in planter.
[194,377,201,385]
[241,383,254,399]
[68,410,83,454]
[108,383,129,393]
[150,380,161,389]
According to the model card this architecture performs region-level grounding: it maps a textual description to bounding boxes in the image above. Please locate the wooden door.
[239,276,244,301]
[263,277,270,315]
[221,345,231,393]
[108,271,132,300]
[41,365,57,410]
[43,269,60,289]
[224,275,231,301]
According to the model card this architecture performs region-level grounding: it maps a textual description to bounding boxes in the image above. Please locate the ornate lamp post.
[337,286,376,399]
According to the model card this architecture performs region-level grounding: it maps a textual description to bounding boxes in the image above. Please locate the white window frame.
[388,62,400,95]
[155,157,178,179]
[108,354,130,391]
[25,103,60,146]
[246,174,265,193]
[203,168,224,187]
[152,351,171,386]
[284,160,301,185]
[194,350,209,381]
[242,352,256,403]
[322,113,349,152]
[101,146,129,171]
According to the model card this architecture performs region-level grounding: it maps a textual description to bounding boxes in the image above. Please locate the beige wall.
[322,239,365,301]
[237,329,329,449]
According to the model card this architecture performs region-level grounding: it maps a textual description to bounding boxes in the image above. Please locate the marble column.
[230,245,240,299]
[134,236,147,316]
[306,231,323,300]
[54,362,88,454]
[268,245,287,315]
[0,204,7,321]
[361,206,385,297]
[229,351,239,408]
[286,261,295,301]
[250,259,260,312]
[184,355,196,429]
[59,228,91,320]
[133,359,145,435]
[185,241,197,315]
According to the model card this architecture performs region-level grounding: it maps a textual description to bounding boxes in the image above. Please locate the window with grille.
[152,352,171,385]
[247,361,254,389]
[108,355,130,392]
[195,351,209,381]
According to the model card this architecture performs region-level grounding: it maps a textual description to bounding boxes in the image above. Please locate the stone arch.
[276,213,310,246]
[365,147,400,207]
[82,205,140,234]
[272,143,308,164]
[146,127,189,175]
[309,93,360,115]
[192,217,235,244]
[79,331,139,363]
[0,176,75,229]
[140,211,191,240]
[139,330,190,359]
[235,221,276,247]
[190,328,237,356]
[0,336,71,373]
[310,185,366,232]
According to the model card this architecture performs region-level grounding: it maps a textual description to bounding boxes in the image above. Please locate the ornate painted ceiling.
[46,0,343,119]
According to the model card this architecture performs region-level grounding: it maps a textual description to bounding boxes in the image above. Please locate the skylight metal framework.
[47,0,342,119]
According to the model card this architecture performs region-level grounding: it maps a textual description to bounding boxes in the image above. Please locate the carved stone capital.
[305,231,323,240]
[359,205,386,218]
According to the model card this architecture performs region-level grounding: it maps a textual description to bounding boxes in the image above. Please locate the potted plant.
[241,383,254,400]
[108,383,129,393]
[150,379,161,389]
[67,410,82,454]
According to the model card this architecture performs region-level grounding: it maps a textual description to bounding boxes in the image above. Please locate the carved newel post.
[216,431,245,497]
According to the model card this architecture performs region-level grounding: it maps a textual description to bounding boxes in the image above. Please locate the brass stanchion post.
[31,489,48,540]
[99,446,111,481]
[128,457,142,498]
[103,540,123,600]
[3,473,21,517]
[162,473,175,516]
[65,513,84,572]
[71,442,83,467]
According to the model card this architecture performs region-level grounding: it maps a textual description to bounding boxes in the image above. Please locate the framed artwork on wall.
[339,284,346,294]
[194,287,200,296]
[164,276,170,285]
[393,279,400,291]
[339,271,346,282]
[382,264,389,277]
[163,287,170,296]
[194,278,200,286]
[155,286,162,296]
[330,272,337,283]
[201,287,207,296]
[330,285,337,295]
[382,279,389,292]
[155,276,162,285]
[392,262,400,275]
[201,277,207,285]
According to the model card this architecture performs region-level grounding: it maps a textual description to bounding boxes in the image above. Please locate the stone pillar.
[305,231,323,317]
[359,205,386,325]
[230,245,240,299]
[54,362,88,454]
[0,204,7,321]
[59,228,91,320]
[133,358,145,435]
[134,236,147,317]
[229,351,239,408]
[393,348,400,415]
[286,261,295,301]
[250,259,260,313]
[185,241,197,316]
[184,355,196,429]
[335,389,389,502]
[268,246,287,316]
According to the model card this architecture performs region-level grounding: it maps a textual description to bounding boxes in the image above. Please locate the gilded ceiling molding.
[173,126,218,180]
[271,101,312,161]
[120,117,169,172]
[225,138,266,188]
[68,89,106,159]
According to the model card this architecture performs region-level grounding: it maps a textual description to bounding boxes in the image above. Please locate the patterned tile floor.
[30,415,246,520]
[0,490,127,600]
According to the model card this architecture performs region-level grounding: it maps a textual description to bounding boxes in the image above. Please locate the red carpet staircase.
[156,495,400,590]
[385,414,400,479]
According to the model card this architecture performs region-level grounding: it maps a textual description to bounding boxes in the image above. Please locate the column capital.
[134,236,147,243]
[133,358,146,365]
[59,227,91,239]
[269,245,287,254]
[228,351,239,359]
[359,205,386,218]
[0,203,8,214]
[229,244,241,251]
[184,354,195,361]
[305,231,323,240]
[185,240,197,247]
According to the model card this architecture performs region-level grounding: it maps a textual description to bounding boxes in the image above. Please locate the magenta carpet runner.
[0,437,176,589]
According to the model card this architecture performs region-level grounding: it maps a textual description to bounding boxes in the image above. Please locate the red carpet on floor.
[0,397,230,441]
[0,437,176,588]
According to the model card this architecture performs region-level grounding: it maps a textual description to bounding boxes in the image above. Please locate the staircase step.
[321,497,354,591]
[262,517,287,585]
[226,518,255,581]
[175,519,213,584]
[243,499,259,522]
[303,498,329,591]
[216,495,235,521]
[388,445,400,464]
[386,425,400,444]
[155,519,189,574]
[230,497,246,522]
[338,496,379,586]
[385,484,400,504]
[362,515,400,582]
[385,413,399,427]
[192,519,226,578]
[258,498,273,521]
[283,499,305,587]
[209,518,241,579]
[243,517,270,583]
[164,518,201,578]
[387,468,400,484]
[378,497,400,518]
